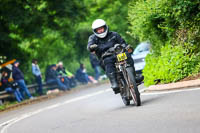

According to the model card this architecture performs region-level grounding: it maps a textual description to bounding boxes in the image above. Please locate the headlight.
[115,45,123,54]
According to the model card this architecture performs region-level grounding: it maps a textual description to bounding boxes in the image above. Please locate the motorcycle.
[102,44,141,106]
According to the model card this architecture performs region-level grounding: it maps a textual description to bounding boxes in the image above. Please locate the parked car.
[132,42,151,74]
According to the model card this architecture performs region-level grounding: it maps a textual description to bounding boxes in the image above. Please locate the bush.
[128,0,200,86]
[128,0,200,51]
[143,44,200,86]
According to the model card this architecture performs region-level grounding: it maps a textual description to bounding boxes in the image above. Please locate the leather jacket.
[87,31,128,59]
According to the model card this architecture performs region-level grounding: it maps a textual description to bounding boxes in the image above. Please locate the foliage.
[128,0,200,52]
[83,0,139,46]
[0,0,136,82]
[0,0,87,82]
[0,101,18,111]
[74,25,92,61]
[1,0,199,85]
[73,0,139,74]
[128,0,200,86]
[143,44,200,86]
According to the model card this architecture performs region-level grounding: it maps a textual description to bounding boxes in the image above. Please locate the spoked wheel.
[129,85,141,106]
[119,79,130,106]
[126,67,141,106]
[122,96,130,106]
[120,89,130,106]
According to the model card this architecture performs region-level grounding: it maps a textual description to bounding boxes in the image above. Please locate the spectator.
[75,63,92,84]
[89,52,101,81]
[32,59,43,95]
[1,71,23,102]
[56,62,70,89]
[12,61,33,99]
[57,62,77,88]
[45,64,69,91]
[65,69,77,88]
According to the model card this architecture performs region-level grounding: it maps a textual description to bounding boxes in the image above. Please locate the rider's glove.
[108,47,115,52]
[89,44,98,51]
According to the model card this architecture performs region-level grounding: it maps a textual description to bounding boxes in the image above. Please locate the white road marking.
[0,87,200,133]
[0,89,111,133]
[141,87,200,95]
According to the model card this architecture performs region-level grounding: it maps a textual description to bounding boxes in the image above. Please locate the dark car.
[132,42,151,74]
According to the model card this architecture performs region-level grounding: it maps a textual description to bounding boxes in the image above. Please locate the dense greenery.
[143,44,200,85]
[128,0,200,86]
[0,0,87,82]
[0,0,199,86]
[0,0,136,83]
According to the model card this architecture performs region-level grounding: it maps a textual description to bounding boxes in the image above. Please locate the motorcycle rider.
[87,19,141,94]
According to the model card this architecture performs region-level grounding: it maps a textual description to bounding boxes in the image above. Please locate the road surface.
[0,83,200,133]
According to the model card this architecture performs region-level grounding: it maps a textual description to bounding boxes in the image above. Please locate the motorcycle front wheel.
[126,67,141,106]
[119,78,130,106]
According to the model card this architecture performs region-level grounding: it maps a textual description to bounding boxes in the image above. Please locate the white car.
[132,42,150,74]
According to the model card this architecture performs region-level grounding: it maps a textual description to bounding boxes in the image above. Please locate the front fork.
[118,63,132,98]
[120,64,138,98]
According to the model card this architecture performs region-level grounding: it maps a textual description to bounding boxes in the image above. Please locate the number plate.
[117,53,127,61]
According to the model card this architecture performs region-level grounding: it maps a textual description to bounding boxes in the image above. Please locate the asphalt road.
[0,83,200,133]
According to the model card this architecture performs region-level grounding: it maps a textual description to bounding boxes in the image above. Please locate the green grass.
[0,101,18,111]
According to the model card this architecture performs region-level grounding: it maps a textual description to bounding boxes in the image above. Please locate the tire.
[122,96,130,106]
[119,78,130,106]
[126,67,141,106]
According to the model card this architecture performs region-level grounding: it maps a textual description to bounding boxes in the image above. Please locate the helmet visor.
[94,25,107,34]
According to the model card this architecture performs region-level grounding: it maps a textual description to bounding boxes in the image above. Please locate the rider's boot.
[107,72,120,94]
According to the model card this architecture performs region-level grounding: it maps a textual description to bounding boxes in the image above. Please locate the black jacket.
[1,76,11,89]
[12,66,24,81]
[87,31,128,59]
[45,67,59,81]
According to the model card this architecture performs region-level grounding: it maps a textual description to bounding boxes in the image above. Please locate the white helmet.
[92,19,108,38]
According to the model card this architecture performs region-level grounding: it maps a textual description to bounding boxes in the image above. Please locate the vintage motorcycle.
[102,44,141,106]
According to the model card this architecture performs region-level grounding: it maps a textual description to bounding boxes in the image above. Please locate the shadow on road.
[141,94,167,106]
[111,94,167,111]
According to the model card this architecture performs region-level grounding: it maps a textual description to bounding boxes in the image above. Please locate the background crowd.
[0,57,102,103]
